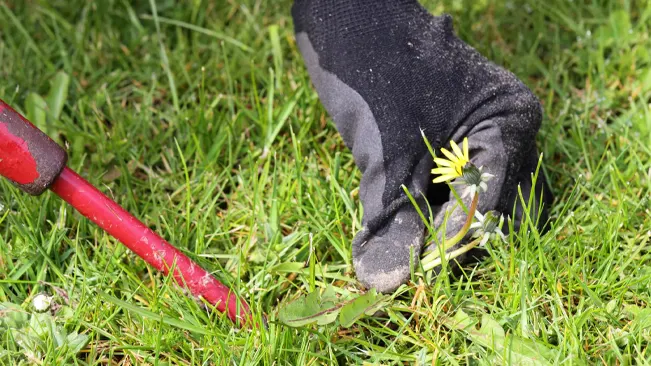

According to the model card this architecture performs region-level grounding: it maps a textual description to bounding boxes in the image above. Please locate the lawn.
[1,0,650,364]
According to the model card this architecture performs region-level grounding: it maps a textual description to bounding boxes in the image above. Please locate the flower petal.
[432,167,454,175]
[480,234,490,247]
[440,148,459,164]
[433,174,455,183]
[461,186,472,198]
[462,137,469,161]
[434,158,454,167]
[481,172,495,182]
[450,140,464,161]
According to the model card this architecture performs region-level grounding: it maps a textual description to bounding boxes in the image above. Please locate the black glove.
[292,0,553,293]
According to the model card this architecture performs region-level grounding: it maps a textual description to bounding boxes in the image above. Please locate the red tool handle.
[0,99,251,326]
[0,101,67,195]
[50,168,250,325]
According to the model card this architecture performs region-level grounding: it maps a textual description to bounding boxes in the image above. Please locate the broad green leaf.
[58,305,76,322]
[270,262,305,274]
[320,285,337,303]
[0,302,29,329]
[608,10,632,41]
[605,299,618,315]
[639,69,651,93]
[25,92,48,132]
[13,329,41,354]
[502,335,560,365]
[594,10,634,50]
[46,71,70,121]
[443,310,573,366]
[49,317,66,348]
[28,313,53,338]
[445,309,476,331]
[478,314,505,344]
[629,308,651,330]
[278,285,342,327]
[339,289,389,328]
[318,286,340,325]
[65,331,89,353]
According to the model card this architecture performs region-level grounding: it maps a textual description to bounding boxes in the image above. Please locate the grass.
[0,0,650,364]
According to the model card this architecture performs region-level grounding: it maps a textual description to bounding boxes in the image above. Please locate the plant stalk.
[421,192,479,267]
[422,237,482,272]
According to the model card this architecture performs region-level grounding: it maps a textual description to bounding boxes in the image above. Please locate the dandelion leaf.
[339,288,389,328]
[278,285,341,327]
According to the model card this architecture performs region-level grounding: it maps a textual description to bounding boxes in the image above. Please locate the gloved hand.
[292,0,553,293]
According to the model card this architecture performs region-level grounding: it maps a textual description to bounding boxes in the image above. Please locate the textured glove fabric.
[292,0,553,293]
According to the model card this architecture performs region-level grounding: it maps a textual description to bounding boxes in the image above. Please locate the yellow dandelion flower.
[431,137,470,183]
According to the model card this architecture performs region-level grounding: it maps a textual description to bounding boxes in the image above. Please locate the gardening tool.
[0,99,251,326]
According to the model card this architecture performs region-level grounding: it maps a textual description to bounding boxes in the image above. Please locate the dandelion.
[452,164,494,198]
[470,210,506,246]
[425,138,480,253]
[420,137,506,275]
[33,293,53,312]
[431,137,469,183]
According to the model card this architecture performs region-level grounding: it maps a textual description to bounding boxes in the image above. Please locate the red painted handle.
[51,168,252,325]
[0,99,252,326]
[0,100,67,195]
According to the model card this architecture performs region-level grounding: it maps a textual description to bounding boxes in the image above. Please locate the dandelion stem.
[420,193,479,266]
[445,192,479,247]
[421,237,482,272]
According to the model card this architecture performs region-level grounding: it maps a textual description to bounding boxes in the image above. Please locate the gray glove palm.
[292,0,553,293]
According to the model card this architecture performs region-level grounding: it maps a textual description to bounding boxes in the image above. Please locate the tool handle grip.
[0,99,67,195]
